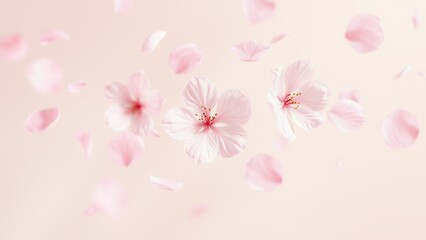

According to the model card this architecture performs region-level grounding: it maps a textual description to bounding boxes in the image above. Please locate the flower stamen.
[195,105,217,126]
[283,92,302,110]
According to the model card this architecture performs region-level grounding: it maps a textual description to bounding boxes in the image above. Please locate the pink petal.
[108,133,144,166]
[168,44,204,74]
[270,32,290,44]
[115,0,134,13]
[283,60,314,93]
[412,11,422,30]
[276,110,296,142]
[162,107,198,141]
[25,107,59,132]
[345,14,384,53]
[189,204,209,218]
[140,31,166,53]
[215,124,247,158]
[105,82,131,104]
[0,33,27,60]
[183,77,218,113]
[271,136,289,151]
[382,109,419,149]
[243,0,276,24]
[215,90,251,125]
[76,130,92,157]
[327,99,366,132]
[231,39,271,62]
[40,29,69,46]
[87,179,126,216]
[105,104,132,132]
[289,107,324,131]
[394,65,412,80]
[339,88,361,103]
[418,71,426,80]
[245,153,283,191]
[184,128,218,164]
[149,176,183,191]
[27,58,64,94]
[68,81,87,93]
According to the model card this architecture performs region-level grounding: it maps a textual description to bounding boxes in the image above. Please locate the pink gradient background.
[1,0,426,239]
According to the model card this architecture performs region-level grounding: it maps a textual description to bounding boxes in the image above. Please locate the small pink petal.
[345,14,384,53]
[271,136,289,151]
[382,109,419,149]
[168,44,204,74]
[87,179,126,216]
[270,32,290,44]
[76,130,92,157]
[141,31,166,53]
[190,204,209,218]
[115,0,134,13]
[245,153,283,191]
[149,176,183,191]
[394,65,411,80]
[243,0,276,24]
[25,107,59,132]
[339,88,361,103]
[327,99,366,132]
[68,81,87,93]
[0,33,27,60]
[108,133,144,167]
[27,58,64,94]
[231,39,271,62]
[40,29,69,46]
[412,11,422,30]
[418,71,426,80]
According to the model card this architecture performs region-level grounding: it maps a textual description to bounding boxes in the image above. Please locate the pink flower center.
[283,92,301,110]
[128,101,143,115]
[195,105,217,126]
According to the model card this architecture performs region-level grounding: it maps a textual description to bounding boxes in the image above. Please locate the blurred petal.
[143,89,164,115]
[108,133,144,166]
[394,65,411,80]
[168,44,203,74]
[27,58,64,94]
[105,104,131,131]
[68,81,87,93]
[40,29,69,46]
[189,204,209,218]
[115,0,133,13]
[412,10,422,30]
[243,0,276,24]
[76,130,92,157]
[214,124,247,158]
[339,88,361,103]
[270,32,290,43]
[327,99,366,132]
[183,77,217,112]
[246,153,283,191]
[0,33,27,60]
[231,39,271,62]
[141,31,166,53]
[25,107,59,132]
[162,107,198,141]
[149,176,183,191]
[345,14,384,53]
[382,109,419,149]
[88,178,126,216]
[271,135,289,151]
[215,90,251,125]
[184,127,218,164]
[105,82,131,104]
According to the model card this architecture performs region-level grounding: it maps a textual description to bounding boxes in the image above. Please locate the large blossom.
[162,77,251,164]
[267,60,330,142]
[105,71,164,136]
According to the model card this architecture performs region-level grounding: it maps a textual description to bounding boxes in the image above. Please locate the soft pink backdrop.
[1,0,425,239]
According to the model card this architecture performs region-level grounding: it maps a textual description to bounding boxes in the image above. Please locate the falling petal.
[231,39,271,62]
[108,133,144,167]
[412,11,422,30]
[270,32,290,44]
[345,14,384,53]
[168,44,204,74]
[243,0,276,24]
[246,153,283,191]
[190,204,209,218]
[115,0,133,13]
[40,29,69,46]
[394,65,411,80]
[0,33,27,60]
[87,178,126,216]
[382,109,419,149]
[141,31,166,53]
[68,81,87,93]
[27,58,64,94]
[76,130,92,157]
[339,88,361,103]
[271,136,289,151]
[149,176,183,191]
[418,71,426,80]
[327,99,366,132]
[25,107,59,132]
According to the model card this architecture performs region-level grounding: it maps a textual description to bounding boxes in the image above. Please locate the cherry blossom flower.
[162,77,251,164]
[267,60,330,142]
[105,71,164,136]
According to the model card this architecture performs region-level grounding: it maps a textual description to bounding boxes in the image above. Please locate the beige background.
[1,0,426,239]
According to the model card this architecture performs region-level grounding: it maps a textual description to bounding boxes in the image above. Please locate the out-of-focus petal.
[76,130,92,157]
[245,153,283,191]
[327,99,366,132]
[105,104,132,131]
[412,10,422,30]
[270,32,290,43]
[149,176,183,191]
[215,90,251,125]
[345,14,384,53]
[214,124,247,158]
[183,77,217,112]
[231,39,271,62]
[27,58,64,94]
[0,33,27,60]
[141,31,166,53]
[382,109,419,149]
[339,88,361,103]
[394,65,411,80]
[25,107,59,132]
[40,29,69,46]
[243,0,276,24]
[68,81,87,93]
[105,82,131,104]
[115,0,134,13]
[108,133,144,166]
[168,44,203,74]
[87,179,126,216]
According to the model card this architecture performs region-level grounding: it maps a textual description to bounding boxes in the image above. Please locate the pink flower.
[162,77,251,164]
[105,71,164,136]
[267,60,330,142]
